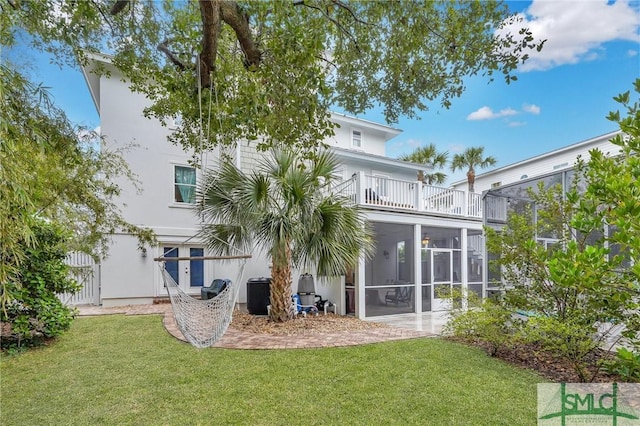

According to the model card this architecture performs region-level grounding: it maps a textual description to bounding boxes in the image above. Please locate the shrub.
[444,295,517,357]
[480,80,640,381]
[604,347,640,383]
[519,317,603,382]
[1,221,80,349]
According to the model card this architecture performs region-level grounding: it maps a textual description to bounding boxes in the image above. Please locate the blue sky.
[13,0,640,185]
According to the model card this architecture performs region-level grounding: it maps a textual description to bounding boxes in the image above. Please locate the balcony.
[328,172,484,219]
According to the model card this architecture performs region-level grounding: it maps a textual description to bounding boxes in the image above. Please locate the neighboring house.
[80,54,488,319]
[454,131,624,292]
[450,131,622,194]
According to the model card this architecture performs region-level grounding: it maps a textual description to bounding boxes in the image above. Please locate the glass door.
[158,245,208,296]
[431,250,452,311]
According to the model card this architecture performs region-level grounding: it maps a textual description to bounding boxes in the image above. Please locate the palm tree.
[196,149,374,322]
[450,147,497,193]
[398,144,449,185]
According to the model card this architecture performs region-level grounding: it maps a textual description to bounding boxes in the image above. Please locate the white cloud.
[467,106,494,120]
[467,106,518,120]
[628,49,639,57]
[508,121,527,128]
[405,138,422,149]
[498,0,640,71]
[523,104,541,115]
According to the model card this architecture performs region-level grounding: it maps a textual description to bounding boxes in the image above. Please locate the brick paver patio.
[77,304,434,349]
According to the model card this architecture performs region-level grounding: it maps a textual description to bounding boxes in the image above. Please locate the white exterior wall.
[99,74,216,229]
[327,113,400,155]
[451,132,621,194]
[100,234,156,306]
[87,59,424,307]
[239,139,263,171]
[328,121,386,155]
[331,157,419,183]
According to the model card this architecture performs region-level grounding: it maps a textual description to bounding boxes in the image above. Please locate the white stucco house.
[80,54,491,320]
[79,50,624,320]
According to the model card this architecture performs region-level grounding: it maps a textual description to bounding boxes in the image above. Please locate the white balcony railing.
[327,172,487,219]
[325,176,356,200]
[468,192,483,218]
[422,185,465,215]
[363,175,416,209]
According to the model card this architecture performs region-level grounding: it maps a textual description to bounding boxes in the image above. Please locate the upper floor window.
[174,165,196,204]
[351,129,362,148]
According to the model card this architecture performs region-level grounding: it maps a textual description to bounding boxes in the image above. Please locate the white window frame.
[170,163,197,207]
[351,129,362,149]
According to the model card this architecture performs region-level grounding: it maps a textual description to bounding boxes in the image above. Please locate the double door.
[158,245,210,296]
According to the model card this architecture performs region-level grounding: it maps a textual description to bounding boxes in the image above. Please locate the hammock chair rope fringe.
[156,253,251,348]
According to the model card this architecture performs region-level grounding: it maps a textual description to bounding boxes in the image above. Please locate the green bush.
[605,347,640,383]
[444,296,518,357]
[519,317,602,382]
[1,221,80,348]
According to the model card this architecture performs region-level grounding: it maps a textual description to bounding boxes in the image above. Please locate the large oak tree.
[2,0,544,156]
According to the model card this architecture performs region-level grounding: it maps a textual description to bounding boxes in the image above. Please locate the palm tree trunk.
[467,169,476,193]
[269,245,294,322]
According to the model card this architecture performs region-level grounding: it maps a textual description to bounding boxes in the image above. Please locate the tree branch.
[110,0,128,15]
[293,0,360,52]
[330,0,368,25]
[157,40,191,71]
[91,0,117,36]
[219,1,262,69]
[199,0,222,88]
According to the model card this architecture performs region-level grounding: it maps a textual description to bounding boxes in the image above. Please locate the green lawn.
[1,315,543,425]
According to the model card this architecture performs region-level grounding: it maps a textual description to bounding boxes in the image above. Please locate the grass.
[1,315,543,425]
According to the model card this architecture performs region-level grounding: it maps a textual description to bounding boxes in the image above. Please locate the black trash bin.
[246,277,271,315]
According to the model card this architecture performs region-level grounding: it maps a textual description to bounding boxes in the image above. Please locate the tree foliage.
[2,0,544,157]
[197,149,373,321]
[0,62,155,315]
[1,221,80,349]
[398,143,449,185]
[482,80,640,381]
[450,146,497,192]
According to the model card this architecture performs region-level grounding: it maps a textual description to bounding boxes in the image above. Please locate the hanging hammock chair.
[156,254,251,348]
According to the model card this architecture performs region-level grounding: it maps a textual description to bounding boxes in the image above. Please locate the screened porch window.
[174,165,196,204]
